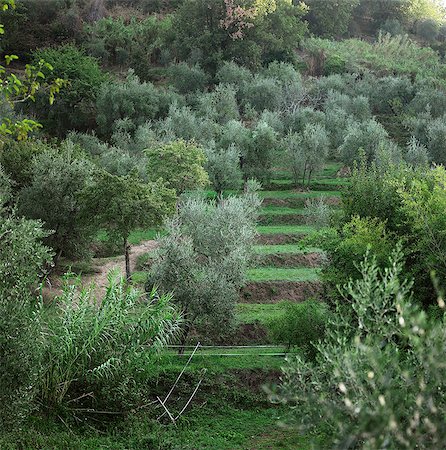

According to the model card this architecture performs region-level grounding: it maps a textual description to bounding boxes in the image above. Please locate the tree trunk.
[178,320,193,355]
[124,238,131,282]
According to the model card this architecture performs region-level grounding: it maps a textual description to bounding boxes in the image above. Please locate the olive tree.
[81,170,176,280]
[204,142,243,195]
[17,143,94,262]
[150,182,261,349]
[145,139,209,195]
[286,123,330,186]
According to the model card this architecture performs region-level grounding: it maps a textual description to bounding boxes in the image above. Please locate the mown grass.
[257,225,317,234]
[254,244,321,254]
[259,190,341,199]
[261,206,307,215]
[237,303,288,324]
[247,267,320,282]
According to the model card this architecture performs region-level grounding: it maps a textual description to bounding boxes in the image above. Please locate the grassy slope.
[254,244,321,254]
[247,267,320,282]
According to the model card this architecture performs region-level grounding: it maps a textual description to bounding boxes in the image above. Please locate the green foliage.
[30,44,106,136]
[84,15,172,79]
[0,212,51,428]
[0,164,11,207]
[340,119,389,166]
[0,139,49,190]
[285,123,330,186]
[204,143,243,194]
[158,105,220,144]
[145,139,209,195]
[275,250,446,449]
[426,115,446,165]
[168,62,209,94]
[303,34,444,77]
[304,196,331,229]
[17,143,94,260]
[96,71,171,137]
[416,17,440,41]
[81,170,175,277]
[316,215,399,291]
[267,300,330,357]
[216,61,253,85]
[150,185,261,342]
[399,166,446,283]
[404,136,430,167]
[306,0,360,37]
[0,1,64,141]
[0,213,52,296]
[197,83,240,124]
[40,276,182,413]
[240,74,281,112]
[244,120,277,183]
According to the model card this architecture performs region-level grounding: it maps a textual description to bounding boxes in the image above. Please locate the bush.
[197,83,240,124]
[416,18,440,41]
[274,249,446,448]
[40,276,182,413]
[0,139,49,191]
[168,62,209,94]
[158,105,221,144]
[267,300,330,358]
[240,74,282,112]
[29,44,107,136]
[306,0,359,37]
[304,196,331,229]
[84,16,172,79]
[216,61,252,86]
[145,140,209,195]
[17,143,94,260]
[340,119,389,166]
[427,115,446,165]
[150,184,261,345]
[96,71,168,137]
[204,143,242,194]
[404,136,430,167]
[0,215,52,429]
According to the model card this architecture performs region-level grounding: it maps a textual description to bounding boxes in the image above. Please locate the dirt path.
[83,239,158,294]
[43,240,158,300]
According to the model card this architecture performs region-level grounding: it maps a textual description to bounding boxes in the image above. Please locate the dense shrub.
[96,72,169,137]
[204,143,242,194]
[29,45,107,136]
[240,74,282,112]
[0,139,49,191]
[340,119,389,166]
[285,123,330,186]
[40,277,182,413]
[168,62,209,94]
[267,300,330,357]
[84,16,172,79]
[0,214,51,428]
[158,105,220,144]
[145,140,209,194]
[305,0,359,37]
[150,184,261,345]
[404,136,430,167]
[274,250,446,449]
[216,61,253,86]
[17,143,94,261]
[426,115,446,165]
[416,17,440,41]
[197,83,240,124]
